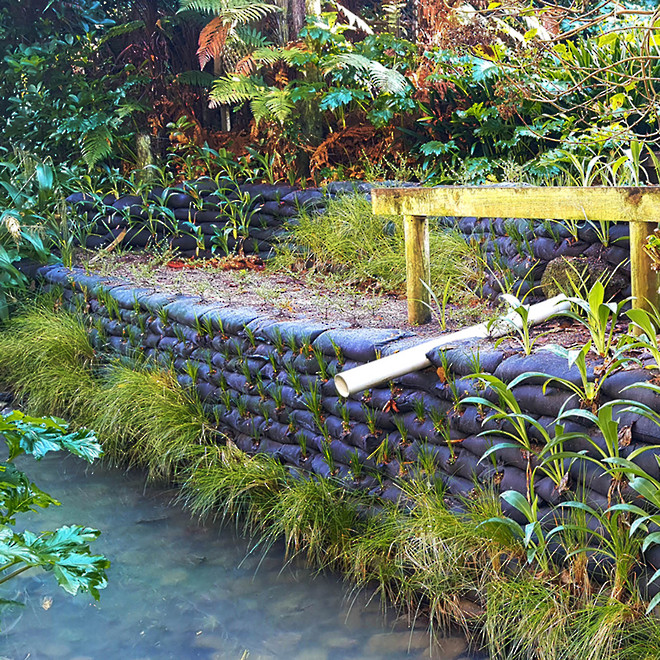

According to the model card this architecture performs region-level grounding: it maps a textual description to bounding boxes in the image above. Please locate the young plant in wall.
[490,297,548,356]
[563,280,629,358]
[0,411,109,602]
[524,342,633,412]
[464,373,539,500]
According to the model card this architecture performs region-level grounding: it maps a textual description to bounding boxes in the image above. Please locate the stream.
[0,452,484,660]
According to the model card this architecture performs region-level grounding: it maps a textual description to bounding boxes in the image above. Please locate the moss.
[540,255,627,298]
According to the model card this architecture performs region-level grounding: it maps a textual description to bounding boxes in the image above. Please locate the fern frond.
[179,0,279,19]
[249,96,270,125]
[264,88,294,124]
[82,127,112,169]
[235,54,256,75]
[221,2,280,24]
[116,100,149,118]
[366,60,409,95]
[232,45,304,75]
[232,26,272,51]
[99,20,146,44]
[197,15,231,68]
[247,89,294,125]
[326,53,410,95]
[208,73,264,106]
[174,70,216,86]
[251,46,305,66]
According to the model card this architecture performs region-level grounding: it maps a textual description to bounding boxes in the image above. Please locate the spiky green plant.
[89,363,210,479]
[260,475,364,569]
[0,301,99,422]
[179,442,289,536]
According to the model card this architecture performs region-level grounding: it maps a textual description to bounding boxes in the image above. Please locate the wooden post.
[630,220,659,316]
[403,214,431,325]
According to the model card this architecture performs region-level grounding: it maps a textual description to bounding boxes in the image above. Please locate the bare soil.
[79,251,498,341]
[77,251,605,351]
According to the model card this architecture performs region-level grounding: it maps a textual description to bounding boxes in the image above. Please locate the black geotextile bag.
[313,328,410,362]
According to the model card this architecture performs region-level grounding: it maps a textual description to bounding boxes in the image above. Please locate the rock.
[367,631,429,654]
[293,649,328,660]
[318,632,358,650]
[539,254,627,298]
[436,636,469,659]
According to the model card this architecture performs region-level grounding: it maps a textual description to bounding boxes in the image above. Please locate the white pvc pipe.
[333,294,570,397]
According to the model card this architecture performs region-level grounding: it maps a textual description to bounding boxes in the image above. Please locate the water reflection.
[1,453,484,660]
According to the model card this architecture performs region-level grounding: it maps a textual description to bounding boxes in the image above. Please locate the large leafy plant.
[0,411,109,601]
[207,12,415,134]
[1,36,145,169]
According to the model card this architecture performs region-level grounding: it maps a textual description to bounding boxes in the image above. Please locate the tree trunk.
[286,0,321,41]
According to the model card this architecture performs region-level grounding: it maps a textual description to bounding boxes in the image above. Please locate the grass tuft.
[178,442,289,536]
[0,301,99,421]
[261,475,365,569]
[89,362,211,479]
[274,194,479,296]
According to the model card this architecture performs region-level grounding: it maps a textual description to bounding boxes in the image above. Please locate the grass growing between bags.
[0,300,99,421]
[180,445,660,660]
[179,443,289,536]
[180,444,500,638]
[89,363,212,479]
[5,300,660,658]
[0,299,213,481]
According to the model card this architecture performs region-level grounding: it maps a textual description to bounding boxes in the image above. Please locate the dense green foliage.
[3,0,659,183]
[0,410,109,603]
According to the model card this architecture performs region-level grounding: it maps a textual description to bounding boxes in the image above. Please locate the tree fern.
[179,0,280,68]
[324,53,410,95]
[82,126,112,169]
[209,73,265,106]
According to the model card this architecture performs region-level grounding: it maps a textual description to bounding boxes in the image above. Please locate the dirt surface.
[78,251,606,350]
[79,251,500,341]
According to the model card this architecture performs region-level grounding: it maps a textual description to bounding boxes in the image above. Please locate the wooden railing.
[372,186,660,325]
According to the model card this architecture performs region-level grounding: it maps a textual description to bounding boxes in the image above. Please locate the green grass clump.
[485,576,660,660]
[0,301,99,421]
[179,442,290,536]
[261,475,365,569]
[396,480,498,630]
[89,363,211,479]
[275,193,478,295]
[343,505,405,605]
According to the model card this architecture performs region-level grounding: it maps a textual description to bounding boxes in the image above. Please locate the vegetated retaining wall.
[65,181,371,260]
[67,179,633,299]
[38,264,660,516]
[447,215,631,299]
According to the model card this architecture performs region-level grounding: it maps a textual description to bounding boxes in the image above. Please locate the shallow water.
[0,453,484,660]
